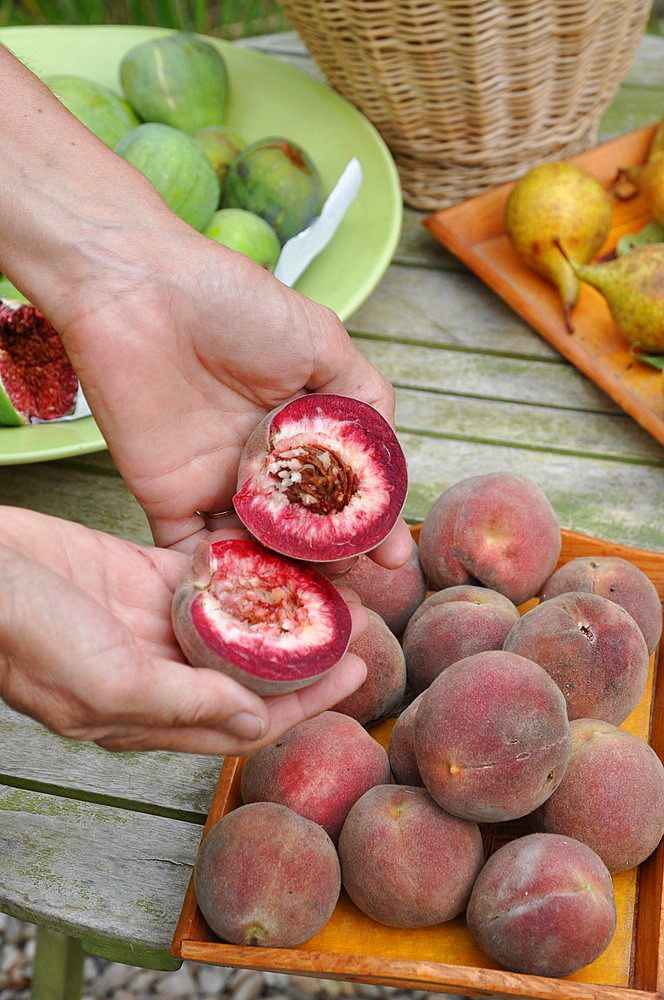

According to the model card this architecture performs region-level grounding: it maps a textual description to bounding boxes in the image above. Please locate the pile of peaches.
[170,393,664,980]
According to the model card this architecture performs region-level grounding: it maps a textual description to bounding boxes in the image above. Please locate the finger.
[0,550,271,742]
[194,511,247,537]
[314,555,360,579]
[293,299,397,426]
[91,720,269,755]
[154,516,248,557]
[366,517,414,570]
[258,651,368,741]
[90,655,271,736]
[337,589,369,643]
[92,652,368,755]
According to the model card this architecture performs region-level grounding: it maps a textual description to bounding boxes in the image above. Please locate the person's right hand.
[0,507,368,755]
[0,45,413,573]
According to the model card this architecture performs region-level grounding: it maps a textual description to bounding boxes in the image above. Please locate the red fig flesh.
[233,393,408,562]
[0,299,78,425]
[171,537,352,695]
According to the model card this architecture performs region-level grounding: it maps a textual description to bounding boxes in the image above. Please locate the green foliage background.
[2,1,659,40]
[0,0,289,38]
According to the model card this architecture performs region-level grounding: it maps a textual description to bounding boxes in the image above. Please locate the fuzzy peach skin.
[194,801,340,948]
[466,832,616,978]
[418,472,561,604]
[388,692,426,786]
[240,710,392,842]
[332,608,407,725]
[529,718,664,872]
[338,783,484,927]
[402,585,521,693]
[233,393,408,563]
[335,538,427,635]
[540,554,663,654]
[503,591,650,725]
[414,650,572,823]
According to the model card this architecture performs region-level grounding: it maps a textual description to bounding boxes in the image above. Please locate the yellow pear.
[647,117,664,162]
[560,242,664,353]
[505,161,613,332]
[620,156,664,227]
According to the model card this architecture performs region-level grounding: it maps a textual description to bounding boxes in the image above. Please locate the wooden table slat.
[1,25,664,983]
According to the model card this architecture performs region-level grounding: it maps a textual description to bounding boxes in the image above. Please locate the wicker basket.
[280,0,654,210]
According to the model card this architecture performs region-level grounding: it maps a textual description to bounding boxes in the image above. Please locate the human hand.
[0,508,368,754]
[51,234,412,570]
[0,47,412,569]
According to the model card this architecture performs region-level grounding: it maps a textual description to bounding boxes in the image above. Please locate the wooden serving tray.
[173,527,664,1000]
[422,125,664,448]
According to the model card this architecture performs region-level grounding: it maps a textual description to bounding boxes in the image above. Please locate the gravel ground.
[0,915,470,1000]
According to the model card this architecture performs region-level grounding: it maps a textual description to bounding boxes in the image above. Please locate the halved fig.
[0,299,79,425]
[233,394,408,562]
[172,537,353,695]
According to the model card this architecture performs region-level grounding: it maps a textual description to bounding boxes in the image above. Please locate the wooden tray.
[173,527,664,1000]
[422,125,664,448]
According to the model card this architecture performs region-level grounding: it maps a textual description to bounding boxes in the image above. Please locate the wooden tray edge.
[422,125,664,449]
[172,527,664,1000]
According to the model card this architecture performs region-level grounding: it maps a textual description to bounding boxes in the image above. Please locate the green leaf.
[616,221,664,256]
[629,346,664,370]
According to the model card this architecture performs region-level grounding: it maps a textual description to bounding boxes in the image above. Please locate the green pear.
[561,243,664,353]
[615,220,664,256]
[505,161,613,333]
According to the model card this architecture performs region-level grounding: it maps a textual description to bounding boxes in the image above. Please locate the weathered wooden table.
[1,27,664,1000]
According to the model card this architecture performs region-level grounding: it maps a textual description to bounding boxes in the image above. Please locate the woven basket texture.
[281,0,654,209]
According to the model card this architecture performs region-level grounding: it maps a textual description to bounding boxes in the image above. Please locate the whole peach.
[529,718,664,872]
[332,608,407,725]
[338,783,484,927]
[540,555,662,654]
[388,692,425,786]
[194,801,340,948]
[466,832,616,977]
[414,650,572,822]
[336,538,427,635]
[503,591,650,724]
[240,710,391,842]
[402,585,520,693]
[418,473,561,605]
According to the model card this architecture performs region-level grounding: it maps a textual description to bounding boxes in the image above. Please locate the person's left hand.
[0,507,368,754]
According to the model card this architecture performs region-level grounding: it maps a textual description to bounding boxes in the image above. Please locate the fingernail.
[225,712,265,740]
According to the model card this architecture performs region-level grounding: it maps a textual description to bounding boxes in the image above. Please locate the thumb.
[97,656,271,742]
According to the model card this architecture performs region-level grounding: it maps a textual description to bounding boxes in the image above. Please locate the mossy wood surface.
[0,27,664,986]
[0,702,221,822]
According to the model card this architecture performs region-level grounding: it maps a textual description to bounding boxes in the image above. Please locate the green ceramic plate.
[0,24,402,464]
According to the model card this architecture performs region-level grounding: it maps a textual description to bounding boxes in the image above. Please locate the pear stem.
[611,168,638,201]
[552,237,576,334]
